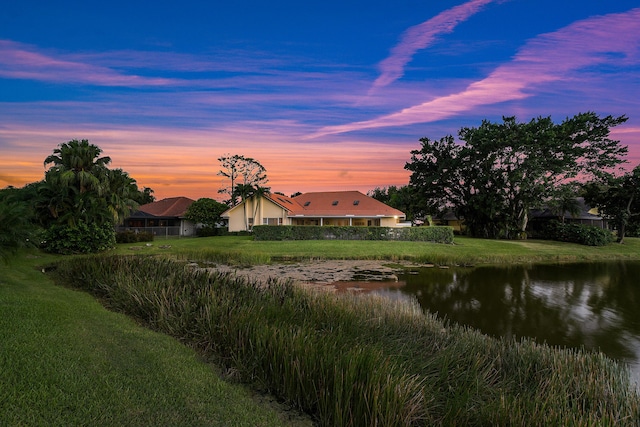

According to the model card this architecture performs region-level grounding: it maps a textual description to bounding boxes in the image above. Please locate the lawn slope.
[0,251,305,426]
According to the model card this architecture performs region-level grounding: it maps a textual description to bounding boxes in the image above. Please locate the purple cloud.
[0,40,178,86]
[316,7,640,137]
[372,0,497,91]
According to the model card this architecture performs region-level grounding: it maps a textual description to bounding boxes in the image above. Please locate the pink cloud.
[0,40,178,86]
[316,7,640,137]
[372,0,498,91]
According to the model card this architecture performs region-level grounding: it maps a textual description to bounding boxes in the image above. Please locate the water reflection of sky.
[355,261,640,388]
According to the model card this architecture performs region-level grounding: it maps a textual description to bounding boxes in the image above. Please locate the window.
[304,201,311,206]
[263,218,283,225]
[353,200,360,205]
[332,200,339,206]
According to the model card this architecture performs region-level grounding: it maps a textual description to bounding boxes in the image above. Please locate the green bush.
[41,222,116,254]
[115,230,154,243]
[540,221,615,246]
[253,225,454,243]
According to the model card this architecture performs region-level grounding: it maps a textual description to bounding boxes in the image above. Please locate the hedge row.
[253,225,454,243]
[538,221,615,246]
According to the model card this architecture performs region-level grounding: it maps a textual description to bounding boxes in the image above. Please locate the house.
[433,210,465,233]
[528,197,607,230]
[434,197,607,236]
[222,190,408,232]
[119,196,196,237]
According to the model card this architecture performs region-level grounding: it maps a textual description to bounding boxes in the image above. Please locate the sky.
[1,0,639,201]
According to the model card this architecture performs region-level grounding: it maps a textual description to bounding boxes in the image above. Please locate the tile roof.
[222,191,406,219]
[136,197,194,218]
[289,191,405,217]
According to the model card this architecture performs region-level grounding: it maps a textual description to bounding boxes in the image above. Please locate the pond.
[371,261,640,385]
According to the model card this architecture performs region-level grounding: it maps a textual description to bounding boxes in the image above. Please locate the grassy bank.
[115,235,640,265]
[51,254,640,426]
[0,251,307,426]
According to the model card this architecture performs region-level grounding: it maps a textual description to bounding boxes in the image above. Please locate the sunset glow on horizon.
[2,1,639,201]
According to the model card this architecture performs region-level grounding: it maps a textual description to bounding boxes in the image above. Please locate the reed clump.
[51,255,640,426]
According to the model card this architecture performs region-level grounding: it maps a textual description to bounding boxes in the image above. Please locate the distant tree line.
[371,112,640,243]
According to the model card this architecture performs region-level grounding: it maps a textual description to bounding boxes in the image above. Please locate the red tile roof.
[138,197,194,217]
[222,191,406,219]
[285,191,404,217]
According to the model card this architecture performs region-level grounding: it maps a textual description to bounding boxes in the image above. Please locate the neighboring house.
[222,190,408,232]
[119,196,196,237]
[433,210,465,233]
[434,197,606,236]
[529,197,607,230]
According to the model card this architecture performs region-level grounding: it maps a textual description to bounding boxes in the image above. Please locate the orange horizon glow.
[2,124,639,202]
[0,124,416,201]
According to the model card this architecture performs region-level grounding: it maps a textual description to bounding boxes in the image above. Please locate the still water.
[372,261,640,384]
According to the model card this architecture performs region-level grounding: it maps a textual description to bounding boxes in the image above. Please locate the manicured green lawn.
[116,234,640,265]
[0,250,302,426]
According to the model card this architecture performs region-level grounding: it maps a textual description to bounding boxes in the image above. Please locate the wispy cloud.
[315,7,640,137]
[0,40,179,86]
[372,0,497,91]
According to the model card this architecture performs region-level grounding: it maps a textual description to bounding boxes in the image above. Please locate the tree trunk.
[518,210,528,240]
[618,220,626,244]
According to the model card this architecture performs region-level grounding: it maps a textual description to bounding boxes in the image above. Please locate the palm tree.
[251,185,271,230]
[44,139,111,194]
[35,172,77,226]
[102,168,140,225]
[233,183,255,231]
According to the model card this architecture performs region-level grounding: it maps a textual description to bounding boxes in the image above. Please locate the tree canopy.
[584,165,640,243]
[184,198,228,228]
[406,113,628,239]
[368,185,418,222]
[217,154,268,206]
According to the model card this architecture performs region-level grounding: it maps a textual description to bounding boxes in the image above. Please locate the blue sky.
[1,0,639,199]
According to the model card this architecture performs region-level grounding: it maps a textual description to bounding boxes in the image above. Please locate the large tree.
[218,154,270,230]
[37,140,149,253]
[184,198,228,229]
[218,154,268,206]
[406,113,628,239]
[368,185,418,222]
[584,165,640,243]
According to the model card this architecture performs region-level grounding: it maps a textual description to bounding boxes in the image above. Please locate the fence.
[116,226,182,238]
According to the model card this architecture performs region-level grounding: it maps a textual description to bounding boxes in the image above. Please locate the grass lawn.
[115,234,640,265]
[0,250,307,426]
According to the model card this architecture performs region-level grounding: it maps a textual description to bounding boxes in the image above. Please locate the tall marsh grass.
[51,255,640,426]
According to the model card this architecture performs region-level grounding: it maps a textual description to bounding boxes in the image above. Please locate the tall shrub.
[41,221,116,254]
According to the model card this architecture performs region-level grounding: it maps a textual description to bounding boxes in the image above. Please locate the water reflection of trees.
[393,262,640,363]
